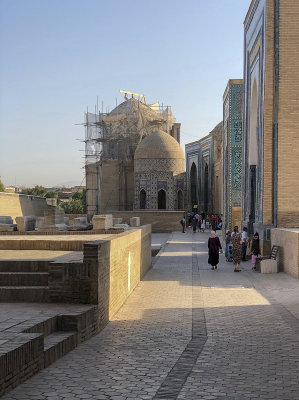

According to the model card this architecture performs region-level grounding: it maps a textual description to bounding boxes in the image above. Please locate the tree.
[21,185,57,198]
[0,179,4,192]
[59,190,86,214]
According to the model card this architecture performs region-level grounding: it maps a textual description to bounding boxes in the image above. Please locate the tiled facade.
[185,123,223,214]
[223,80,244,230]
[134,130,187,211]
[243,0,299,252]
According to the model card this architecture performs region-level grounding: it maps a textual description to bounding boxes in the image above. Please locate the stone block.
[260,258,278,274]
[0,216,13,225]
[72,217,87,226]
[15,216,36,232]
[113,224,130,230]
[44,209,65,225]
[92,214,113,230]
[0,224,14,232]
[113,218,122,225]
[56,224,68,231]
[130,217,140,227]
[36,217,45,229]
[64,217,70,226]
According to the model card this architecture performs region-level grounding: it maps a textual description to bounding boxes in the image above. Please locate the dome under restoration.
[134,130,185,160]
[134,130,185,174]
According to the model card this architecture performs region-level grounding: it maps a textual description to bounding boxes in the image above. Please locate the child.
[250,232,260,270]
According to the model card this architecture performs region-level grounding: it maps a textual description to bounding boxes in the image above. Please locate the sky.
[0,0,250,188]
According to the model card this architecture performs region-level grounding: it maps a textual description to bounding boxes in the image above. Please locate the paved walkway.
[4,231,299,400]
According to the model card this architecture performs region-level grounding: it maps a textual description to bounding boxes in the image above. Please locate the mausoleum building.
[134,130,186,210]
[185,122,223,214]
[242,0,299,251]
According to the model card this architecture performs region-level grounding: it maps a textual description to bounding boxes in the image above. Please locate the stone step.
[0,260,49,272]
[0,272,49,286]
[0,286,49,302]
[43,331,77,368]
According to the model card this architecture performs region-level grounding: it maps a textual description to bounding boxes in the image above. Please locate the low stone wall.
[0,193,50,222]
[48,225,152,323]
[271,228,299,279]
[111,211,184,232]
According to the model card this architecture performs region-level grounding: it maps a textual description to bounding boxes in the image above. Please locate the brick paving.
[3,231,299,399]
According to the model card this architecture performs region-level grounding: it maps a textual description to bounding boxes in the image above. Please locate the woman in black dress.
[208,231,223,270]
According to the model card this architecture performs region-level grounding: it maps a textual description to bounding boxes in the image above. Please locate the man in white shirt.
[241,227,248,261]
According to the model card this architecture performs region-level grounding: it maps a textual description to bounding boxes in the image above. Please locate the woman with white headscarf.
[208,230,223,270]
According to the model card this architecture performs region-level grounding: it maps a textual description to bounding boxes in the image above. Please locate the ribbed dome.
[134,130,185,160]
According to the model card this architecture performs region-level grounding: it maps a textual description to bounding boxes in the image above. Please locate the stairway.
[0,308,98,397]
[0,260,50,302]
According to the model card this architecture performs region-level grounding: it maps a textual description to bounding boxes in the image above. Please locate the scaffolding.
[83,93,177,215]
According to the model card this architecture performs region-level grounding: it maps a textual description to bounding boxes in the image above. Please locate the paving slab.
[3,231,299,399]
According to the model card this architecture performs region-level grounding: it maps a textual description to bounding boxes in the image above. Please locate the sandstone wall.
[0,193,50,222]
[277,2,299,227]
[48,225,152,324]
[111,211,185,232]
[262,0,275,225]
[271,228,299,279]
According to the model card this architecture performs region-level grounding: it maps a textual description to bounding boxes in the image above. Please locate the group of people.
[208,226,261,272]
[180,214,261,272]
[181,211,222,234]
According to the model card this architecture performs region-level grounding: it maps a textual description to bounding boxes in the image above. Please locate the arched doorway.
[204,163,209,211]
[190,163,197,208]
[140,189,146,209]
[177,190,183,210]
[158,189,166,209]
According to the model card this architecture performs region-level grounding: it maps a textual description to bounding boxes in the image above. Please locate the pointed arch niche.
[190,162,198,207]
[158,189,166,209]
[248,77,259,224]
[177,190,183,210]
[140,189,146,209]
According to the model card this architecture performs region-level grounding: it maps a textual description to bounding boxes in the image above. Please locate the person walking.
[192,216,197,233]
[231,226,242,272]
[180,215,186,233]
[241,227,248,261]
[208,231,223,270]
[200,217,206,233]
[249,232,260,270]
[225,230,231,260]
[197,214,202,232]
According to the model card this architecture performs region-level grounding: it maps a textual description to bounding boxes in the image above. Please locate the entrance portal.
[158,189,166,209]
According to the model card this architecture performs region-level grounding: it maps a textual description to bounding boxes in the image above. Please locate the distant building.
[85,97,185,215]
[185,122,223,214]
[223,79,243,231]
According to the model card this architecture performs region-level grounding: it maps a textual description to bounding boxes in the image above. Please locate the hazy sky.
[0,0,250,188]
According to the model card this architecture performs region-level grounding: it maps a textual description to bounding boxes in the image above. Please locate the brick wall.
[277,2,299,227]
[263,0,275,225]
[271,228,299,279]
[0,193,50,222]
[48,225,152,325]
[111,211,185,232]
